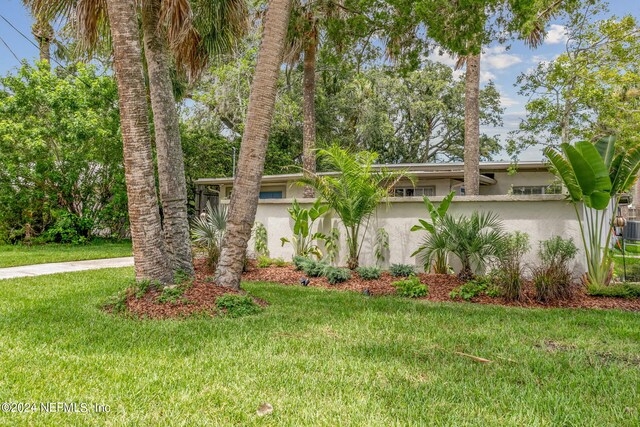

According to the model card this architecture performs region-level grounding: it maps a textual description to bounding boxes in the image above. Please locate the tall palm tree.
[31,0,246,280]
[105,0,174,283]
[31,0,173,283]
[31,16,53,63]
[141,0,247,277]
[215,0,292,290]
[141,0,194,276]
[284,0,343,198]
[463,53,481,195]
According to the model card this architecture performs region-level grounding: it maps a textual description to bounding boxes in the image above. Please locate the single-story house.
[194,161,595,273]
[194,161,561,211]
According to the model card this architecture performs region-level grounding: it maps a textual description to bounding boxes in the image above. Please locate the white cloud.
[500,95,519,107]
[430,50,457,67]
[545,24,568,44]
[480,70,497,83]
[482,46,522,70]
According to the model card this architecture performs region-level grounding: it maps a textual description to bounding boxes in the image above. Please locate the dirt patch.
[108,259,267,319]
[242,263,640,311]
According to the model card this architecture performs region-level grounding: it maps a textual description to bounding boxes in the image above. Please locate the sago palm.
[299,145,413,269]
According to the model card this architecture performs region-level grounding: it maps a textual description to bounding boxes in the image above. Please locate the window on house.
[259,191,283,199]
[392,187,436,197]
[511,184,561,195]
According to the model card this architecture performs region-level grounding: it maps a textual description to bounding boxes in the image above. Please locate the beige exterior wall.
[487,171,559,195]
[215,170,558,200]
[239,195,586,276]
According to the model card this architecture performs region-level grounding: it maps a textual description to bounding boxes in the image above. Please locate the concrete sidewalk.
[0,257,134,280]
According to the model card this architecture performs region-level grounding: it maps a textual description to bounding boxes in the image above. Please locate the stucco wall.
[240,195,586,275]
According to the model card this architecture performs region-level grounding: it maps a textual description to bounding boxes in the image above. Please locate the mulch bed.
[112,259,267,319]
[109,259,640,318]
[242,264,640,312]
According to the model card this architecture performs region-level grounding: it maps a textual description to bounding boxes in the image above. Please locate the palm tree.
[283,0,340,198]
[300,145,412,269]
[140,0,246,277]
[31,0,174,283]
[140,0,194,276]
[215,0,293,290]
[463,53,481,195]
[31,0,246,280]
[31,16,53,63]
[105,0,173,283]
[420,211,505,280]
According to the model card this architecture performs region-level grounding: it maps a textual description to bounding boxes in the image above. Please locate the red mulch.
[242,263,640,312]
[111,259,267,319]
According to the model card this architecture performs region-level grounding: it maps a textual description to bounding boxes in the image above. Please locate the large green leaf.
[594,136,616,168]
[586,191,611,210]
[437,191,455,219]
[563,143,596,196]
[575,141,611,193]
[544,147,582,202]
[614,146,640,194]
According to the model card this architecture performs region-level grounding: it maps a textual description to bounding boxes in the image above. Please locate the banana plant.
[280,198,329,259]
[411,191,455,273]
[544,136,640,286]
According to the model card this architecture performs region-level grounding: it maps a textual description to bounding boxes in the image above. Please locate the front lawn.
[0,241,132,268]
[0,268,638,425]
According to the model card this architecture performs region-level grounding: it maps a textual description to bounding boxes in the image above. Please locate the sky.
[0,0,638,162]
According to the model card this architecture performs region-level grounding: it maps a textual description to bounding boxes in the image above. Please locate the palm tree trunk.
[141,0,194,277]
[215,0,292,289]
[464,53,481,196]
[302,28,317,198]
[32,17,52,64]
[105,0,173,284]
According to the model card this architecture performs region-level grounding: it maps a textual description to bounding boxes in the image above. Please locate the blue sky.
[0,0,638,161]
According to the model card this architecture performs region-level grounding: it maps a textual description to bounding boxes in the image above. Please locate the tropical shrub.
[280,199,329,259]
[356,266,381,280]
[41,211,94,244]
[292,256,308,270]
[191,202,227,269]
[253,222,269,257]
[450,277,500,301]
[299,145,412,269]
[411,191,455,273]
[494,231,530,301]
[215,294,262,317]
[417,212,505,280]
[324,267,351,284]
[533,237,578,302]
[390,264,415,277]
[544,136,640,286]
[393,276,428,298]
[300,258,329,277]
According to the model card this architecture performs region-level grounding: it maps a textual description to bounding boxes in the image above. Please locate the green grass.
[0,241,132,268]
[0,268,639,426]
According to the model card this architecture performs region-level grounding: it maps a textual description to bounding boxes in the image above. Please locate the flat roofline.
[195,161,547,186]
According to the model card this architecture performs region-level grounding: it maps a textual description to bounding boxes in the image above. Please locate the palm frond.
[162,0,249,78]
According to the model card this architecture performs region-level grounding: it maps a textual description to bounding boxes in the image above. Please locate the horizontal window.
[511,185,561,195]
[259,191,283,199]
[392,187,436,197]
